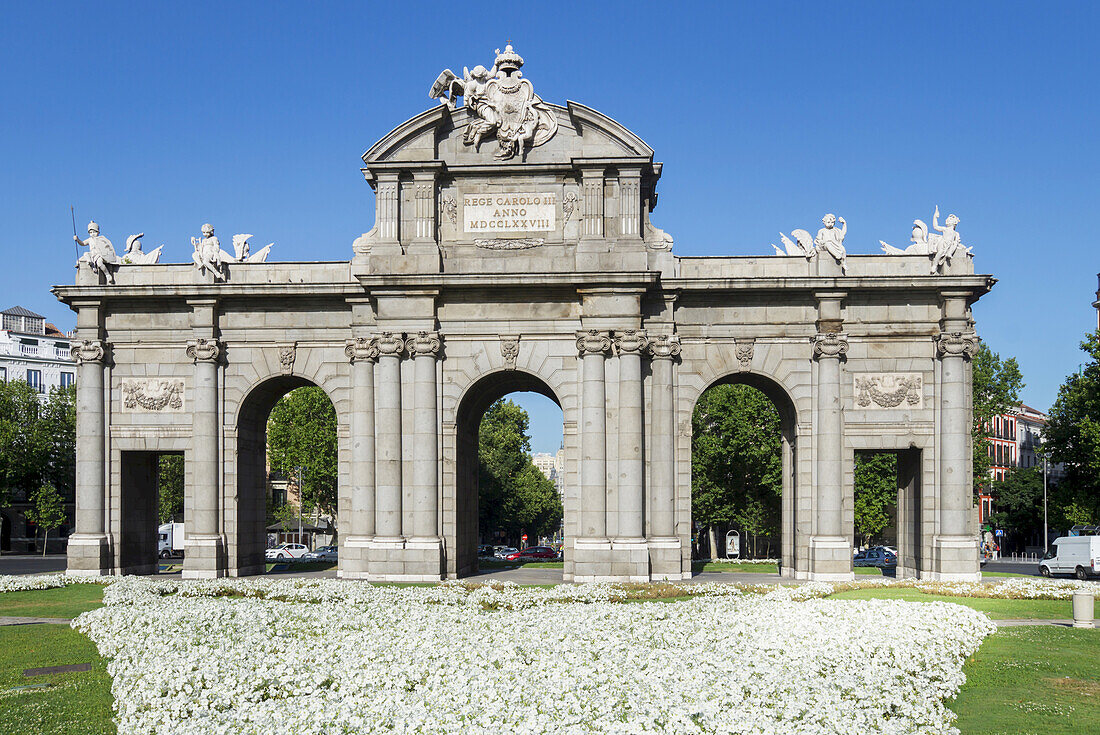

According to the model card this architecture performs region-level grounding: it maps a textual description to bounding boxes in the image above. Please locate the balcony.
[14,344,72,360]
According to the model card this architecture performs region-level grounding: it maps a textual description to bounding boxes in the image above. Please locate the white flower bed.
[69,577,995,735]
[699,558,780,564]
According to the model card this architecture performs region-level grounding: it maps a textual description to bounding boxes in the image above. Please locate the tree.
[971,343,1024,495]
[853,452,897,548]
[26,483,65,556]
[987,467,1044,551]
[477,399,563,545]
[157,454,184,524]
[1044,331,1100,527]
[691,384,781,559]
[0,382,76,508]
[267,387,338,526]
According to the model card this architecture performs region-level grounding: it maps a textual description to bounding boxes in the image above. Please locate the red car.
[505,546,559,561]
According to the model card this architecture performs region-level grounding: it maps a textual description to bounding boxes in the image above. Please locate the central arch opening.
[453,371,564,577]
[690,373,798,574]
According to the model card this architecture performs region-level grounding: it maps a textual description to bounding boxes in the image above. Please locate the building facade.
[1,306,76,395]
[57,46,993,584]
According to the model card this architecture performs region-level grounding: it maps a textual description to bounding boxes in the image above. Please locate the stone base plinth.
[808,536,855,582]
[339,536,372,579]
[648,538,687,581]
[66,534,112,576]
[362,537,444,582]
[929,535,981,581]
[182,535,227,579]
[572,538,652,582]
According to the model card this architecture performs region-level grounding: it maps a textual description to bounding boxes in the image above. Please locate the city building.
[1,305,76,396]
[532,452,556,482]
[978,403,1063,526]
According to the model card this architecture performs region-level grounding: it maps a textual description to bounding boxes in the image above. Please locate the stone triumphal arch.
[58,46,992,582]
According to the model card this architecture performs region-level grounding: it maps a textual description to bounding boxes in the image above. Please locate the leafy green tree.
[157,454,184,523]
[0,382,76,508]
[691,384,781,559]
[854,452,897,547]
[987,467,1044,549]
[267,387,338,524]
[971,343,1024,496]
[26,483,66,556]
[1044,331,1100,527]
[478,399,563,545]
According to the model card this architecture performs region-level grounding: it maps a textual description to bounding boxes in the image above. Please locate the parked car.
[266,543,310,561]
[478,544,496,558]
[505,546,559,561]
[303,545,338,562]
[1039,536,1100,579]
[494,547,519,559]
[853,547,896,568]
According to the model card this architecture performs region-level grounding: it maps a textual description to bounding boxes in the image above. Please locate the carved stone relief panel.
[853,373,923,409]
[122,379,185,413]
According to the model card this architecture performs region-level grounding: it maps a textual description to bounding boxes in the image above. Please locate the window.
[26,369,41,393]
[2,314,18,332]
[0,366,6,382]
[59,372,74,388]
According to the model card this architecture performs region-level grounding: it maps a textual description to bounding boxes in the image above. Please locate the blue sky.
[2,2,1096,454]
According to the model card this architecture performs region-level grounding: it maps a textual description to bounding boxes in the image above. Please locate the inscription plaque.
[463,193,556,233]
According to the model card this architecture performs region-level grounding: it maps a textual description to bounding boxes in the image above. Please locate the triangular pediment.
[362,101,654,169]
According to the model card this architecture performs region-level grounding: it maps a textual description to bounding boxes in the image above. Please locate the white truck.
[158,522,185,559]
[1039,535,1100,579]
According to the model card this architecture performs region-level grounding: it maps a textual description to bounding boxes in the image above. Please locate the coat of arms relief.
[430,44,558,160]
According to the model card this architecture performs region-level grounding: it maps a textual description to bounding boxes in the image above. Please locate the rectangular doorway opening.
[118,451,184,574]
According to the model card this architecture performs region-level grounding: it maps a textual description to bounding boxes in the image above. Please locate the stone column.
[576,330,612,541]
[373,332,405,542]
[647,334,679,539]
[343,337,378,577]
[647,334,681,580]
[615,330,648,540]
[407,331,441,542]
[184,337,224,578]
[580,169,604,240]
[810,332,852,580]
[67,339,110,575]
[934,329,980,579]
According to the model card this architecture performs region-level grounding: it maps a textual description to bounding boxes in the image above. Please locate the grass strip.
[0,624,115,734]
[0,585,104,619]
[828,587,1073,620]
[952,626,1100,734]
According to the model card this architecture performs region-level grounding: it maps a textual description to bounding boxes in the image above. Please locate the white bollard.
[1072,591,1094,629]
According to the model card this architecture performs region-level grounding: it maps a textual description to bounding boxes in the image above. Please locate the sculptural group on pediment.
[772,213,848,273]
[770,206,974,275]
[72,221,274,282]
[879,206,972,274]
[429,44,558,160]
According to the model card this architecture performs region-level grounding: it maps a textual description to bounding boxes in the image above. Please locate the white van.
[1039,536,1100,580]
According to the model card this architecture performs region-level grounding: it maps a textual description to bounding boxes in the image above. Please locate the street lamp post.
[1043,456,1049,556]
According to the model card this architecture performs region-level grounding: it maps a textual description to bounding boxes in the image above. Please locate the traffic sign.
[994,529,1004,537]
[521,534,528,541]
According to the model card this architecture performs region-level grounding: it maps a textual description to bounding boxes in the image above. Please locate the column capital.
[345,336,379,363]
[376,331,406,357]
[934,331,978,359]
[811,332,849,360]
[71,339,107,365]
[614,329,649,356]
[185,338,221,363]
[408,330,442,357]
[648,333,681,359]
[576,329,612,357]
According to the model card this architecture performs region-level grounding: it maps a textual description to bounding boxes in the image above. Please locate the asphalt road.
[982,558,1044,577]
[0,555,67,575]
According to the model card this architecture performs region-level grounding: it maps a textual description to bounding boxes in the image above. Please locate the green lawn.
[981,571,1032,578]
[952,627,1100,734]
[0,624,115,734]
[0,585,104,619]
[476,559,564,570]
[828,587,1074,620]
